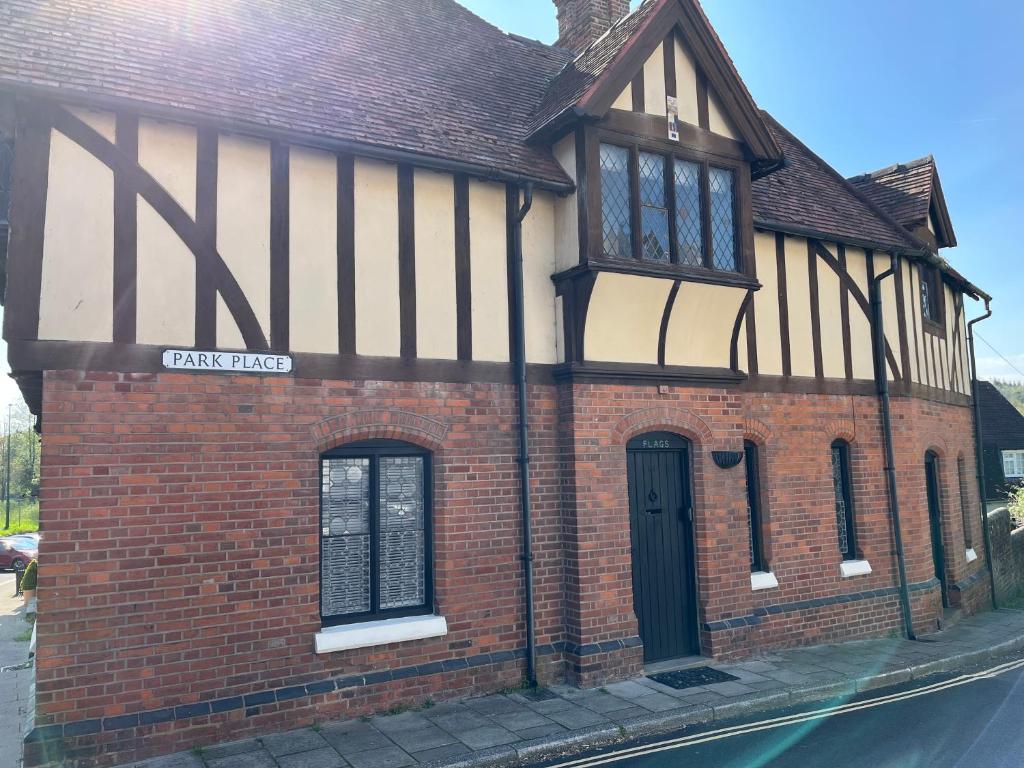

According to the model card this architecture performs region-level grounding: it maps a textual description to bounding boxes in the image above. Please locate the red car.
[0,538,34,572]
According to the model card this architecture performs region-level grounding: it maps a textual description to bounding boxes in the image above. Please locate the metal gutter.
[967,298,998,609]
[871,253,916,640]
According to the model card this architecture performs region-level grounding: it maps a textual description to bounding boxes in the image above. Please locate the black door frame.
[924,451,949,607]
[626,431,700,662]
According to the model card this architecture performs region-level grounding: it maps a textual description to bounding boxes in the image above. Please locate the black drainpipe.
[967,298,997,609]
[871,253,915,640]
[510,183,538,687]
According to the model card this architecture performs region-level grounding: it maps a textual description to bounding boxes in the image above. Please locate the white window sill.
[315,614,448,655]
[966,548,978,563]
[750,571,779,591]
[840,559,872,578]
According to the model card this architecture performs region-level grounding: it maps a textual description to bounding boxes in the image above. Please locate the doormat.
[647,666,740,690]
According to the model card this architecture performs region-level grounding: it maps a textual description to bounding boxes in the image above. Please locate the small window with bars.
[830,440,857,560]
[320,441,431,625]
[744,440,767,573]
[920,265,943,325]
[598,142,739,272]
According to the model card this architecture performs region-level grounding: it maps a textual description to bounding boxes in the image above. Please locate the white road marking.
[547,657,1024,768]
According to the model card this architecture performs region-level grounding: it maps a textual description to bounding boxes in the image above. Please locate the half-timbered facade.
[0,0,993,765]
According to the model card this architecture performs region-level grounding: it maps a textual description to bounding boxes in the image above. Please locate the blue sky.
[460,0,1024,380]
[0,0,1020,409]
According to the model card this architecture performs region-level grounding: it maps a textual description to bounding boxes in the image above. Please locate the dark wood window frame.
[919,263,945,337]
[744,440,768,573]
[591,126,752,283]
[830,439,859,561]
[319,439,434,628]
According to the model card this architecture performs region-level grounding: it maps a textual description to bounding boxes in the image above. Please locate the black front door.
[626,432,698,662]
[925,452,948,607]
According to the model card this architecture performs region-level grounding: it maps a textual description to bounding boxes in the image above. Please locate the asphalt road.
[543,651,1024,768]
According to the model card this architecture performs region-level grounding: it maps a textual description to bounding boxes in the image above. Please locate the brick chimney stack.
[553,0,631,54]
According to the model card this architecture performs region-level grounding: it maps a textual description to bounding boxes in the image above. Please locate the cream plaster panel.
[752,232,782,376]
[553,134,580,272]
[217,135,270,349]
[708,90,739,140]
[136,119,198,346]
[555,295,565,364]
[137,201,195,346]
[901,261,920,384]
[469,180,509,362]
[67,106,116,142]
[611,86,633,112]
[736,316,748,372]
[585,273,670,365]
[927,211,937,235]
[664,281,747,368]
[817,255,845,379]
[138,119,197,217]
[522,192,558,364]
[959,310,971,394]
[944,284,958,391]
[845,247,874,381]
[413,169,457,361]
[673,37,700,126]
[880,255,899,381]
[783,236,814,377]
[354,158,400,357]
[38,130,114,342]
[643,43,667,117]
[290,147,338,354]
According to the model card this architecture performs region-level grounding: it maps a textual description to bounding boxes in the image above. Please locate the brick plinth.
[29,371,990,766]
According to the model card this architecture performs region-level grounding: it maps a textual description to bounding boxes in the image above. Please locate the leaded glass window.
[600,144,632,260]
[320,442,431,625]
[831,440,856,560]
[638,152,669,262]
[709,167,737,271]
[674,160,703,267]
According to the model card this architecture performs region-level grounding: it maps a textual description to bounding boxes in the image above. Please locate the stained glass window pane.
[379,456,426,609]
[709,166,737,271]
[674,159,703,267]
[321,458,371,616]
[638,152,669,262]
[600,144,632,259]
[831,446,851,557]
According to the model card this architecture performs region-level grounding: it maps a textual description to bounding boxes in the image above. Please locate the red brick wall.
[30,371,989,766]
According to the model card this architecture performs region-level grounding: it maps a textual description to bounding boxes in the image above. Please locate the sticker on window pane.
[674,160,703,267]
[709,167,737,271]
[379,457,426,609]
[638,152,669,262]
[600,145,632,259]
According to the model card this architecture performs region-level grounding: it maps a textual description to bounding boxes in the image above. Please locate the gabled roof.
[0,0,575,190]
[528,0,783,168]
[751,115,921,253]
[847,157,958,248]
[978,382,1024,451]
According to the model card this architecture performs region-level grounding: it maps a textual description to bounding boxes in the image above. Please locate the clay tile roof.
[528,0,665,135]
[847,157,935,230]
[978,381,1024,451]
[751,114,920,252]
[0,0,574,189]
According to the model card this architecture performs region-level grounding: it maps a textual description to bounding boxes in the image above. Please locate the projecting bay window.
[320,441,432,627]
[599,141,740,273]
[831,440,858,561]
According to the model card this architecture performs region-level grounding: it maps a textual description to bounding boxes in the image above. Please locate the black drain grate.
[648,666,740,690]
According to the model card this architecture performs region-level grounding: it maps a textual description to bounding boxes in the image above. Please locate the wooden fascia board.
[929,168,958,248]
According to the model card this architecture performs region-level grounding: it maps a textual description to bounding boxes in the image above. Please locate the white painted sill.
[840,559,872,578]
[966,548,979,563]
[315,614,448,655]
[750,571,779,591]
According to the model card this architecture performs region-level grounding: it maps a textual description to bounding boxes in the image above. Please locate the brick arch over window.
[743,417,773,446]
[613,406,715,447]
[311,409,449,453]
[823,418,856,444]
[922,434,950,459]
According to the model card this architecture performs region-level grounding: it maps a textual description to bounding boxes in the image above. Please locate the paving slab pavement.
[118,606,1024,768]
[0,573,34,768]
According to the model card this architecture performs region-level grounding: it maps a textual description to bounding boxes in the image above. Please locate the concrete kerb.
[435,626,1024,768]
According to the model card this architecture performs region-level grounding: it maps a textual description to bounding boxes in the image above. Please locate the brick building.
[0,0,994,765]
